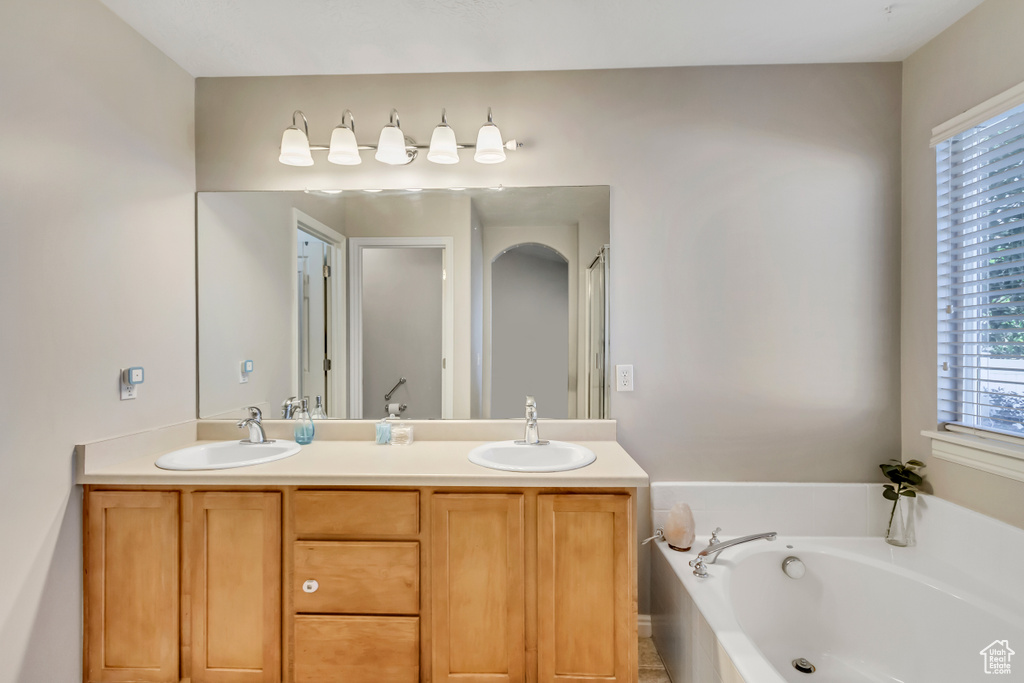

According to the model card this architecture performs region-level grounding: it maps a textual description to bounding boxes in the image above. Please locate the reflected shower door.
[298,230,330,411]
[586,246,610,419]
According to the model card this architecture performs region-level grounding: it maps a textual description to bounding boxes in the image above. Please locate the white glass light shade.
[327,126,361,165]
[279,127,314,166]
[427,124,459,164]
[474,123,506,164]
[375,125,409,165]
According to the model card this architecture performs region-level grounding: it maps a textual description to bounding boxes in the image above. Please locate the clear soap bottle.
[310,395,327,420]
[293,398,315,445]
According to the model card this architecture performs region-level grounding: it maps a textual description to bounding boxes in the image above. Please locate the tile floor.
[640,636,671,682]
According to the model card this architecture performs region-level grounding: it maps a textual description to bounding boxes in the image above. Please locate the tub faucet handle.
[709,527,722,544]
[688,556,709,578]
[641,528,665,545]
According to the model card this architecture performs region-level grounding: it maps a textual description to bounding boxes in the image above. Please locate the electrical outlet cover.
[616,364,634,392]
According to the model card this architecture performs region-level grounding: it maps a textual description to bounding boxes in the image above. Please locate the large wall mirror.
[197,187,610,420]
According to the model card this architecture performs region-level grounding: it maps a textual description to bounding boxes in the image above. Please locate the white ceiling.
[98,0,986,78]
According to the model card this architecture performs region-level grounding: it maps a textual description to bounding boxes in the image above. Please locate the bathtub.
[649,484,1024,683]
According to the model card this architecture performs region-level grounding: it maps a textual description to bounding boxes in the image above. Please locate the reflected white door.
[360,247,444,419]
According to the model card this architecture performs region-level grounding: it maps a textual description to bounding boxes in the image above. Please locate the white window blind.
[938,100,1024,436]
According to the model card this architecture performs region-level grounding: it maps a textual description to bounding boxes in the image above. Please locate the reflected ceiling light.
[475,108,506,164]
[375,109,414,165]
[279,110,314,166]
[327,110,361,165]
[427,109,459,164]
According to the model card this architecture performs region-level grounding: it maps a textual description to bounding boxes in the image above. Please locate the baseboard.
[638,614,652,638]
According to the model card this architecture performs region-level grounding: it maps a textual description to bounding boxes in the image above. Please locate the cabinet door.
[85,491,179,683]
[190,492,281,683]
[537,495,635,683]
[431,494,525,683]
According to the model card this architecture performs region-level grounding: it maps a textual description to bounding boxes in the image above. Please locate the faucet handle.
[709,527,722,544]
[688,557,709,578]
[525,395,536,407]
[246,406,262,422]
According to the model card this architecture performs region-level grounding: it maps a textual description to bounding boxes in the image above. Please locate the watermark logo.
[980,640,1015,675]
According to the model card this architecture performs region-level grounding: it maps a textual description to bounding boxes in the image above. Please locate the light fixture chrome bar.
[308,141,523,151]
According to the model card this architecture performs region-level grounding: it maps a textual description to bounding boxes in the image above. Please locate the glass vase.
[885,496,915,547]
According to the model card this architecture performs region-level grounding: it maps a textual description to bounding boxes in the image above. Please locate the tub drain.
[792,658,816,674]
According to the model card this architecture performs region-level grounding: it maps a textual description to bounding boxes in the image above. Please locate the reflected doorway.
[489,244,570,418]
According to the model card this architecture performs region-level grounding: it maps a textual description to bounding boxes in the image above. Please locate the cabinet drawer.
[293,541,419,614]
[294,615,419,683]
[293,490,419,537]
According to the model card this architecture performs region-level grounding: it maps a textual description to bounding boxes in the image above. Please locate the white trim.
[292,209,347,418]
[348,236,455,419]
[930,79,1024,146]
[943,422,1024,447]
[637,614,651,639]
[923,429,1024,483]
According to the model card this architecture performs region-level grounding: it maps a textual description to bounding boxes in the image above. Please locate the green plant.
[879,459,925,537]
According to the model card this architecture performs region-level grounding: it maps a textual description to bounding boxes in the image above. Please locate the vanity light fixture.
[375,109,415,165]
[427,109,460,164]
[279,111,314,166]
[327,110,361,165]
[474,108,506,164]
[278,108,522,167]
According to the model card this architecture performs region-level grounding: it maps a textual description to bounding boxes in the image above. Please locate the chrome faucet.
[516,396,549,445]
[237,406,270,444]
[688,528,777,578]
[281,396,303,419]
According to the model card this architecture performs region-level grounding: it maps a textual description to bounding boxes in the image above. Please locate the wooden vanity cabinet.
[85,487,636,683]
[85,491,180,683]
[430,493,526,683]
[289,490,422,683]
[84,489,282,683]
[537,494,633,683]
[188,492,281,682]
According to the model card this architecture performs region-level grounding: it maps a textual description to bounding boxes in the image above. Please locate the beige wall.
[196,65,903,484]
[0,0,196,680]
[901,0,1024,529]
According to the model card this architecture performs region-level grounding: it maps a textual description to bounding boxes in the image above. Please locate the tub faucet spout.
[688,530,777,578]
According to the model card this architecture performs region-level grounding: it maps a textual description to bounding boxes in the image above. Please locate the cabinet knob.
[302,579,319,593]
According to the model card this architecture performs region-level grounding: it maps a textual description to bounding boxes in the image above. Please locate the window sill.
[923,429,1024,484]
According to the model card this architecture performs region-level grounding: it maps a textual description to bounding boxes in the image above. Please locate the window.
[937,99,1024,436]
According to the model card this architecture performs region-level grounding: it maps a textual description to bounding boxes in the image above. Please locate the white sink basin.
[155,440,302,471]
[467,440,596,472]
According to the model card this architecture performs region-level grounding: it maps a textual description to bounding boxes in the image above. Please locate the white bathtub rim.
[653,535,1024,683]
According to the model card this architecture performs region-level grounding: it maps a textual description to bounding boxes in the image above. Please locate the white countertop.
[75,420,649,488]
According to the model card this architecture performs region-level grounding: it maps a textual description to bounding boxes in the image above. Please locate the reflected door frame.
[348,236,454,419]
[292,209,347,418]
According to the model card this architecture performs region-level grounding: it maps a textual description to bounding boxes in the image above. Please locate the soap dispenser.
[293,398,315,445]
[310,395,327,420]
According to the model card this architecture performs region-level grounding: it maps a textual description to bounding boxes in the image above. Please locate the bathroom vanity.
[77,420,647,683]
